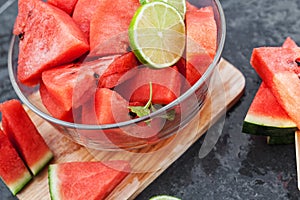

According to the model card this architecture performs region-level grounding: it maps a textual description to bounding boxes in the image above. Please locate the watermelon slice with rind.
[48,160,130,200]
[251,43,300,130]
[13,0,89,86]
[0,100,53,176]
[243,37,298,137]
[0,130,32,195]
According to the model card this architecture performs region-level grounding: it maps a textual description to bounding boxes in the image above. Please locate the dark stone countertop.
[1,0,300,199]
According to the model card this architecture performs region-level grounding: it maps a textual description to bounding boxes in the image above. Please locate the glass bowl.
[8,0,226,150]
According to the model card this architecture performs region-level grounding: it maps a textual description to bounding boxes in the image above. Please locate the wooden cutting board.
[16,58,245,200]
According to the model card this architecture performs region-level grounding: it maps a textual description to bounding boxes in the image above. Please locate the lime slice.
[149,195,181,200]
[139,0,186,18]
[129,1,186,69]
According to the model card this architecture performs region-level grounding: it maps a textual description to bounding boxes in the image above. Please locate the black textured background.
[1,0,300,199]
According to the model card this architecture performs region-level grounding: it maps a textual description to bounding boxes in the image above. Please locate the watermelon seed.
[18,33,24,40]
[93,73,99,79]
[295,58,300,66]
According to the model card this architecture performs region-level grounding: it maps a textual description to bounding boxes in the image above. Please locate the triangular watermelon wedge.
[48,160,130,200]
[0,130,32,195]
[13,0,89,86]
[0,100,53,175]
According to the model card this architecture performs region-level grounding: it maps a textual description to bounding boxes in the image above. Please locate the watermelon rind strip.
[2,170,32,195]
[48,164,61,200]
[30,150,54,176]
[242,121,297,137]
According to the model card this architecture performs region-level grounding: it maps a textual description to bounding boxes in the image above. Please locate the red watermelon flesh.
[251,45,300,129]
[41,56,117,116]
[0,130,32,195]
[39,82,74,122]
[185,6,217,86]
[47,0,78,15]
[72,0,100,40]
[89,0,140,55]
[95,88,131,124]
[48,160,130,200]
[117,66,182,105]
[98,52,139,88]
[13,0,89,86]
[0,100,53,175]
[186,6,217,59]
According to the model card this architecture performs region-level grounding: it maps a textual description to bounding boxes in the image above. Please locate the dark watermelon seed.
[295,58,300,66]
[18,33,24,40]
[93,73,100,79]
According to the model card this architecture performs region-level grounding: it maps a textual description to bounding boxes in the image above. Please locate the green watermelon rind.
[30,150,54,176]
[48,164,60,200]
[2,170,32,195]
[243,113,298,136]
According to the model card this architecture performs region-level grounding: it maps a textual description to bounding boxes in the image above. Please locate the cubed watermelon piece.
[81,88,160,145]
[117,66,182,105]
[47,0,78,15]
[0,130,32,195]
[72,0,100,40]
[89,0,140,55]
[0,100,53,175]
[40,82,74,122]
[251,45,300,129]
[98,52,139,88]
[13,0,89,86]
[48,160,130,200]
[41,56,117,118]
[95,88,131,124]
[185,6,217,85]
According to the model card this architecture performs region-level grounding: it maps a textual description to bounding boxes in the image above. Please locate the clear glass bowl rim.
[7,0,226,130]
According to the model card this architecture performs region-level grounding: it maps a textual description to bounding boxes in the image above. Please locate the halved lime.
[139,0,186,18]
[149,195,181,200]
[129,1,186,69]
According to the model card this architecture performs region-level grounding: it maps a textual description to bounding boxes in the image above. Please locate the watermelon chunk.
[13,0,89,86]
[117,66,182,105]
[48,160,130,200]
[72,0,100,39]
[0,100,53,175]
[40,82,74,122]
[98,52,139,88]
[0,130,32,195]
[94,88,131,124]
[41,56,117,118]
[89,0,140,55]
[47,0,78,15]
[250,46,300,129]
[80,88,160,145]
[185,6,217,85]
